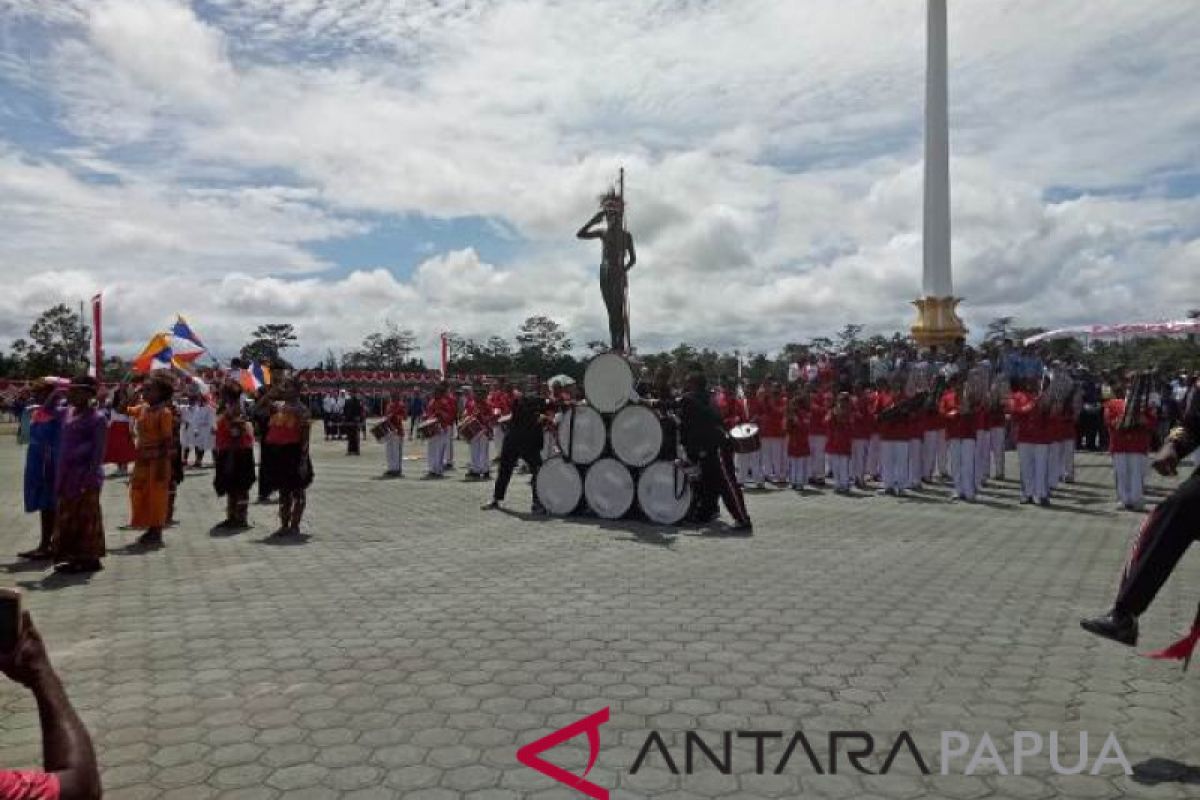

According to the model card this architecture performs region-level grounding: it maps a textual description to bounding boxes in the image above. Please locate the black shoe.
[1080,611,1138,647]
[731,520,754,535]
[531,504,548,515]
[481,500,500,510]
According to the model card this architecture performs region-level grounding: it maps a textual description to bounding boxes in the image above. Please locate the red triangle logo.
[516,707,609,799]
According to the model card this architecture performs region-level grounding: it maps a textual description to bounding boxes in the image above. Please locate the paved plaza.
[0,429,1196,799]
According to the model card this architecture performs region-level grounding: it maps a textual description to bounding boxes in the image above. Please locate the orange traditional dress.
[129,403,175,528]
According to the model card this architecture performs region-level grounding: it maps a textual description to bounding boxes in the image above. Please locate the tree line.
[2,303,1198,384]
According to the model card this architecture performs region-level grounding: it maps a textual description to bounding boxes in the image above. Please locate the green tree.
[241,322,298,369]
[342,323,417,370]
[10,304,90,376]
[514,316,576,378]
[984,316,1015,343]
[837,324,864,351]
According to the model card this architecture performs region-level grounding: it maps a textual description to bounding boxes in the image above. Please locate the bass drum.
[584,458,635,519]
[583,352,634,414]
[557,405,606,465]
[536,457,583,516]
[637,460,693,525]
[610,404,663,468]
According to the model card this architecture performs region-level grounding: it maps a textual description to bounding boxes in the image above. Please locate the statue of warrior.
[577,188,637,353]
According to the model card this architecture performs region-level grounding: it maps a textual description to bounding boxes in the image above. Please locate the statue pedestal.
[911,296,967,348]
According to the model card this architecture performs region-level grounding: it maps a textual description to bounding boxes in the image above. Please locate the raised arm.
[0,615,101,800]
[576,211,605,240]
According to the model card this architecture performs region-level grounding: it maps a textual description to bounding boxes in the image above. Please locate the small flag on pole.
[90,293,103,378]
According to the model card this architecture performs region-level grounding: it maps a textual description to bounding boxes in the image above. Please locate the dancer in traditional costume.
[19,380,64,561]
[259,379,314,537]
[103,381,137,476]
[50,376,107,573]
[213,382,256,529]
[128,375,176,548]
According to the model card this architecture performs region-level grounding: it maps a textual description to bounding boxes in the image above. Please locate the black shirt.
[678,389,726,460]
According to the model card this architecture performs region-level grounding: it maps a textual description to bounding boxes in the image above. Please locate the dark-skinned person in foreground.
[0,613,101,800]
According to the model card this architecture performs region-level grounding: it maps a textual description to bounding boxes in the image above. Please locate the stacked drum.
[536,353,693,526]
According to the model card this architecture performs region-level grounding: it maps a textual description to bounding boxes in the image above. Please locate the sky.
[0,0,1197,365]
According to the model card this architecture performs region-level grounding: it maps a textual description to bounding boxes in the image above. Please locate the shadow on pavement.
[1131,758,1200,786]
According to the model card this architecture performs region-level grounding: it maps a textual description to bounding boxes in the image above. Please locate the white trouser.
[761,437,786,482]
[991,426,1006,478]
[737,449,763,485]
[880,440,908,491]
[1018,442,1049,501]
[542,430,557,461]
[907,438,922,488]
[469,433,490,474]
[850,439,868,481]
[935,428,949,476]
[426,431,451,475]
[1112,452,1146,507]
[788,456,809,488]
[809,434,827,479]
[951,437,976,499]
[975,429,989,489]
[867,434,882,477]
[922,430,939,480]
[445,427,456,466]
[384,433,404,473]
[1060,439,1075,482]
[830,454,851,491]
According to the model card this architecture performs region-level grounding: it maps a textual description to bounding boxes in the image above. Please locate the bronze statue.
[577,176,637,353]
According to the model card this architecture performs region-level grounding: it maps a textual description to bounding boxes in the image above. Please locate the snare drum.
[637,460,694,525]
[556,405,606,465]
[370,420,395,442]
[583,458,635,519]
[610,404,663,468]
[583,352,634,414]
[458,416,485,441]
[729,423,761,454]
[536,456,583,516]
[415,417,441,440]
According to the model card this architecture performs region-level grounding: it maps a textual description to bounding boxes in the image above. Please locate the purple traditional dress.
[51,407,108,566]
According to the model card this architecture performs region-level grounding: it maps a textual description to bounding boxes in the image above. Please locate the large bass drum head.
[610,404,663,468]
[557,405,606,465]
[583,353,634,414]
[536,457,583,516]
[637,460,693,525]
[583,458,635,519]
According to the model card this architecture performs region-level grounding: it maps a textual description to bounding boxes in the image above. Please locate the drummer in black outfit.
[679,367,753,533]
[482,379,550,514]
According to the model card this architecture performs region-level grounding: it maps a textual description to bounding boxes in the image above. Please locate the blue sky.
[0,0,1197,363]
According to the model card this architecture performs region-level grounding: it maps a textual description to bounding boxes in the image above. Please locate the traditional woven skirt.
[104,420,137,464]
[214,448,256,497]
[53,489,105,561]
[259,443,314,491]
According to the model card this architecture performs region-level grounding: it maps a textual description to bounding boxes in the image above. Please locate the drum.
[637,460,694,525]
[536,456,583,516]
[583,352,634,414]
[415,417,441,440]
[556,405,606,465]
[729,423,761,454]
[370,420,394,442]
[610,404,663,468]
[458,416,484,441]
[583,458,635,519]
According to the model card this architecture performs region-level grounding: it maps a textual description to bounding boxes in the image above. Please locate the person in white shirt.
[181,392,216,468]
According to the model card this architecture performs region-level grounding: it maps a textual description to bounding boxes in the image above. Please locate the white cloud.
[1,0,1198,364]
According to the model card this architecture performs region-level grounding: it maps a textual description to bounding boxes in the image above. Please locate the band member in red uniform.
[487,379,514,459]
[826,393,855,494]
[739,381,764,489]
[1012,379,1050,505]
[382,391,407,478]
[786,391,810,492]
[464,386,495,479]
[875,378,909,496]
[941,376,977,502]
[1104,375,1155,511]
[808,384,830,486]
[757,382,787,485]
[850,384,872,489]
[679,368,752,533]
[1081,378,1200,667]
[424,383,458,479]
